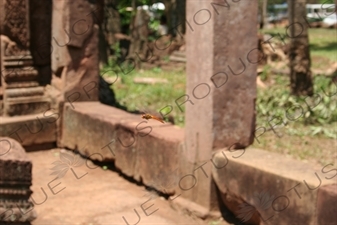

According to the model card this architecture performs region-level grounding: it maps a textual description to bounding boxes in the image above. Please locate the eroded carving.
[3,0,30,49]
[0,34,22,56]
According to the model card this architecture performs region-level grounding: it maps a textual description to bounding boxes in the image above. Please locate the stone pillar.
[181,0,258,210]
[50,0,101,146]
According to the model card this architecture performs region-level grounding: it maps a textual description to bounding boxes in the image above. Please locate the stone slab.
[212,148,337,225]
[6,87,45,98]
[0,112,58,147]
[60,102,184,194]
[60,102,139,161]
[5,99,51,117]
[6,81,40,89]
[2,68,39,83]
[134,125,184,194]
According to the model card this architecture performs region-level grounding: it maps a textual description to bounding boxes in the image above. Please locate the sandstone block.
[61,102,184,194]
[0,112,58,147]
[135,125,183,194]
[212,148,336,225]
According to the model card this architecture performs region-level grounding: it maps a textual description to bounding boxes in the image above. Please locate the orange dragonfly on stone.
[140,111,165,124]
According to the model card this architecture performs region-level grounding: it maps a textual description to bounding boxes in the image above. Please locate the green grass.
[260,27,337,69]
[309,29,337,64]
[104,66,186,126]
[251,73,336,166]
[102,27,336,166]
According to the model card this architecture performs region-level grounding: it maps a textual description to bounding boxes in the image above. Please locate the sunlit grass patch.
[103,66,186,126]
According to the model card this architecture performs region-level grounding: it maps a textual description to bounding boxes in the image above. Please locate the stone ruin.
[0,137,36,224]
[0,0,102,223]
[0,0,51,116]
[0,0,103,141]
[1,0,336,224]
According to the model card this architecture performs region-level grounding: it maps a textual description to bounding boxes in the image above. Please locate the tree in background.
[259,0,269,29]
[287,0,314,96]
[162,0,186,39]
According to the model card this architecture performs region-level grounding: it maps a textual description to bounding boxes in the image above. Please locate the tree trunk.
[260,0,268,29]
[163,0,173,33]
[127,7,149,69]
[287,0,313,96]
[163,0,186,39]
[175,0,186,40]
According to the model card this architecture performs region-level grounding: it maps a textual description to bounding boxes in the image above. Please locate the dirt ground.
[28,148,231,225]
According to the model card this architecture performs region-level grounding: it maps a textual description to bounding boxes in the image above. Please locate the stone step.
[1,68,39,83]
[6,81,40,89]
[3,53,32,61]
[3,55,33,66]
[3,95,51,117]
[5,87,45,98]
[0,115,57,149]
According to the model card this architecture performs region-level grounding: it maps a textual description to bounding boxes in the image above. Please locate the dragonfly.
[141,113,165,123]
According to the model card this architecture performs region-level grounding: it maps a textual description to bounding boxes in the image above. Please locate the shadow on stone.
[72,148,170,200]
[214,184,246,225]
